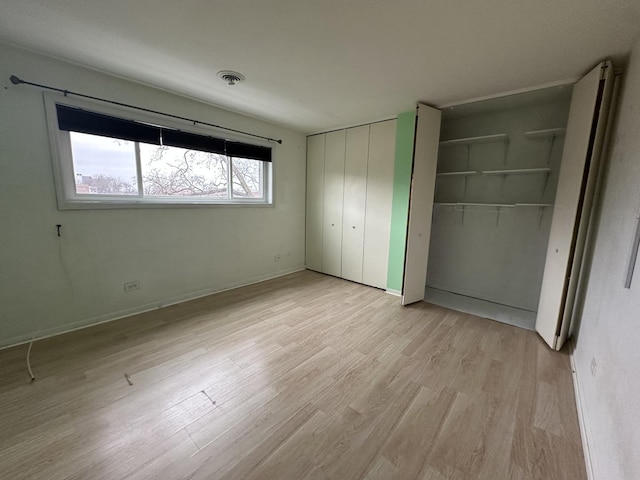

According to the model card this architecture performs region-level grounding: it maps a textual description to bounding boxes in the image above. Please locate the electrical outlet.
[590,357,597,377]
[124,280,140,292]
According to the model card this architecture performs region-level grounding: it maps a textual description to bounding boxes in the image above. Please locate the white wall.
[0,42,307,348]
[572,38,640,479]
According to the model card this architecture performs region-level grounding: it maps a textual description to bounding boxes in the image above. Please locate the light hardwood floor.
[0,270,586,480]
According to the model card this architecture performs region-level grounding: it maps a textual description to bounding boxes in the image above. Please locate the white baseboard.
[385,289,401,296]
[569,339,596,480]
[1,266,305,351]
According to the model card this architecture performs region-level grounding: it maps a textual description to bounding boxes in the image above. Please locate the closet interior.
[424,86,573,329]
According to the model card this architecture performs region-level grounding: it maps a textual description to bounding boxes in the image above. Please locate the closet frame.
[401,61,615,351]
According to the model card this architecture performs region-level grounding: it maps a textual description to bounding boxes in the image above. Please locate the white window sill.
[59,197,273,210]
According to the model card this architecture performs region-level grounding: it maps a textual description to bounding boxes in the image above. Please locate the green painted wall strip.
[386,110,416,292]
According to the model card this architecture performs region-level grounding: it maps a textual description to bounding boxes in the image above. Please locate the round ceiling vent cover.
[217,70,245,86]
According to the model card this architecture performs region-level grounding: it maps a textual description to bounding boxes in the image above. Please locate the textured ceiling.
[1,0,638,133]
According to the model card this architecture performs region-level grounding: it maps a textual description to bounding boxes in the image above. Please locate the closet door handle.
[352,226,356,229]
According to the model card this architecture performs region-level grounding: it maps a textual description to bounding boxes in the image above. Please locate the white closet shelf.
[439,133,508,147]
[436,170,478,177]
[524,128,566,139]
[481,167,551,175]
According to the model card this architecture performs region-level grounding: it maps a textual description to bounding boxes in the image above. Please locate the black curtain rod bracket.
[9,75,283,144]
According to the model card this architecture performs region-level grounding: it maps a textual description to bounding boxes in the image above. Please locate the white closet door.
[536,61,614,350]
[341,125,369,283]
[322,130,346,277]
[402,104,441,305]
[305,134,325,271]
[363,119,397,288]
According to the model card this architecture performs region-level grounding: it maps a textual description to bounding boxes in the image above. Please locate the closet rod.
[457,202,514,207]
[436,170,478,176]
[434,202,514,208]
[524,128,566,139]
[435,202,553,208]
[515,203,554,207]
[9,75,283,144]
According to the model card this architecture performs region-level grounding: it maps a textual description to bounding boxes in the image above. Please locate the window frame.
[43,93,273,210]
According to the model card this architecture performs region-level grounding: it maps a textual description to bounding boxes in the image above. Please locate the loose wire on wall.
[26,338,35,381]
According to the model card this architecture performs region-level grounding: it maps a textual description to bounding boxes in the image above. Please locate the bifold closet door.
[363,119,397,289]
[305,134,325,272]
[341,125,369,283]
[402,104,442,305]
[536,61,614,350]
[322,130,346,277]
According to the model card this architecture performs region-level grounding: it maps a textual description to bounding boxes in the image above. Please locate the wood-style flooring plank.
[0,270,587,480]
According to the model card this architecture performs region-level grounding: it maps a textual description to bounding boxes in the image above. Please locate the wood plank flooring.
[0,270,586,479]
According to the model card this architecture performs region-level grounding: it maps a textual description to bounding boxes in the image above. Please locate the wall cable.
[26,337,35,381]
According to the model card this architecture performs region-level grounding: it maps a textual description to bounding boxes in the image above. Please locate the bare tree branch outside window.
[71,133,264,200]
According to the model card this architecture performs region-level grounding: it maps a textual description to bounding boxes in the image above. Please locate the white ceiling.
[1,1,639,133]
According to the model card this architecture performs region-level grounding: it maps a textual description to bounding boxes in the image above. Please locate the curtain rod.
[9,75,283,144]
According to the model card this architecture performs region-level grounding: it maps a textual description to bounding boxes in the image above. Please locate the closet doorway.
[426,86,572,330]
[402,62,615,350]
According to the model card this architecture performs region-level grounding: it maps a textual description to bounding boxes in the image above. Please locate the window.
[45,95,273,209]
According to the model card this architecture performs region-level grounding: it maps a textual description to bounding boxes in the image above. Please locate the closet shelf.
[439,133,508,147]
[524,128,566,139]
[436,170,478,177]
[481,167,550,175]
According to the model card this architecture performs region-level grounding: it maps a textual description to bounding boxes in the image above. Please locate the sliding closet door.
[341,125,369,283]
[363,119,397,288]
[322,130,346,277]
[536,61,614,350]
[305,134,325,272]
[402,104,442,305]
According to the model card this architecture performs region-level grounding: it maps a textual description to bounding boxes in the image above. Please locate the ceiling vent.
[217,70,245,86]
